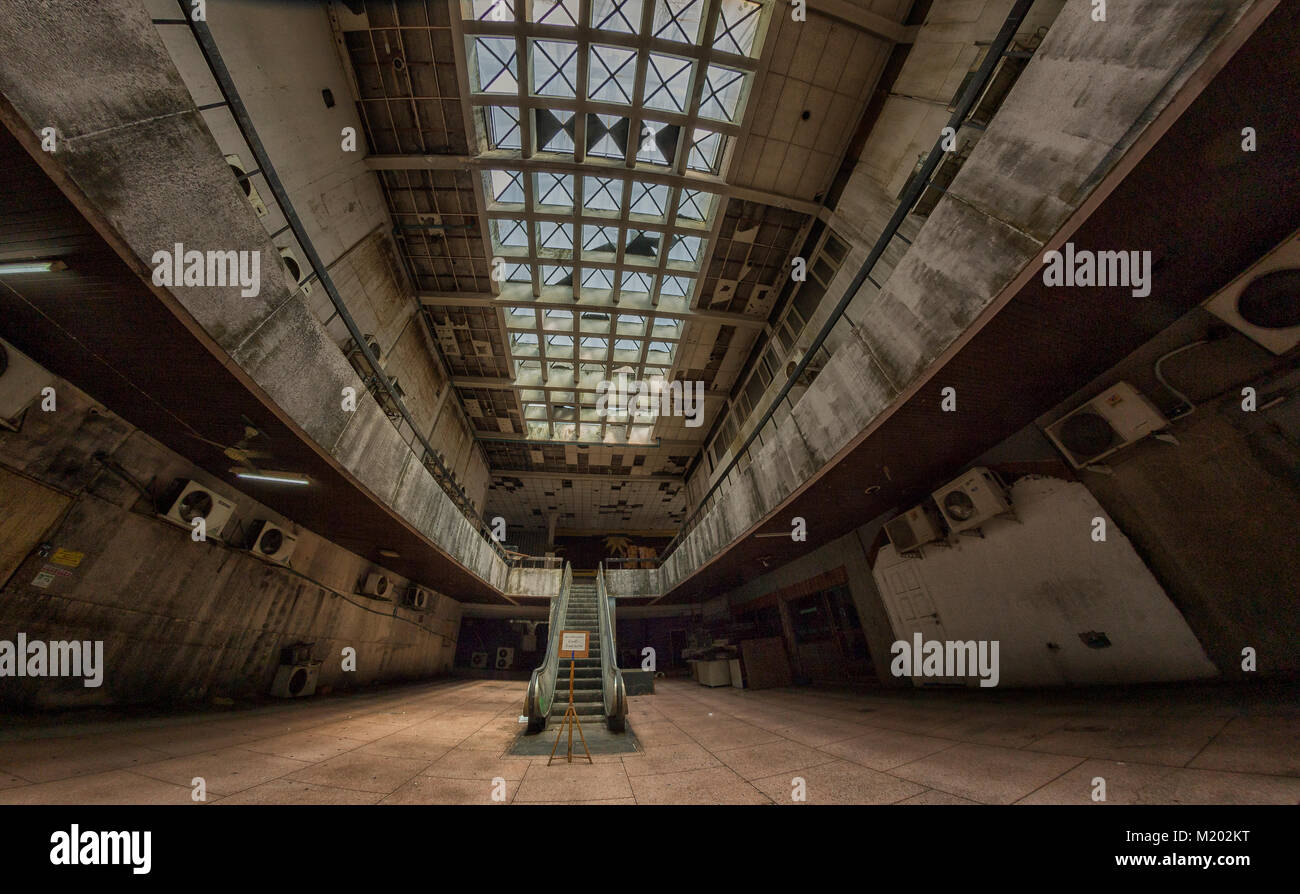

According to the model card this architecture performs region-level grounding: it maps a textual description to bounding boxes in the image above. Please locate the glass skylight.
[461,0,771,442]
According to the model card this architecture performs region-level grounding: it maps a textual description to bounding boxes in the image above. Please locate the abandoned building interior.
[0,0,1297,812]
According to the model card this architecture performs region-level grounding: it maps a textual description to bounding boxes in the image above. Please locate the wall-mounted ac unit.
[470,652,488,669]
[495,647,515,670]
[884,504,943,553]
[361,571,390,598]
[405,586,432,610]
[1045,382,1168,468]
[162,480,237,540]
[278,247,312,295]
[225,154,269,218]
[932,467,1012,534]
[1203,229,1300,355]
[270,662,320,698]
[0,338,55,429]
[246,519,297,565]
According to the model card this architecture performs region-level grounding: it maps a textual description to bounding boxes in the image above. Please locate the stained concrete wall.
[661,0,1259,595]
[0,374,462,710]
[873,477,1218,687]
[0,0,507,589]
[148,0,493,514]
[1028,309,1300,678]
[504,567,562,599]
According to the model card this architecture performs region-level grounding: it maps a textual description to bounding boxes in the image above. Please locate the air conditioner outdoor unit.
[495,647,515,670]
[162,479,237,541]
[246,519,297,565]
[932,467,1012,534]
[278,246,312,295]
[225,153,269,218]
[884,503,944,553]
[270,662,320,698]
[1203,228,1300,355]
[470,652,489,669]
[405,586,432,610]
[361,572,390,598]
[1045,382,1168,469]
[0,338,55,429]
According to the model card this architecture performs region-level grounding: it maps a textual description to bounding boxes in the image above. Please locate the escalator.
[525,563,626,733]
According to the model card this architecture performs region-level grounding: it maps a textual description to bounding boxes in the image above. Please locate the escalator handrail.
[596,564,627,728]
[525,562,571,729]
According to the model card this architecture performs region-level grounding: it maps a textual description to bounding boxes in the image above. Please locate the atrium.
[0,0,1296,829]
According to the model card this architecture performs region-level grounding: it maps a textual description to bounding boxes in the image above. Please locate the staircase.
[550,577,604,722]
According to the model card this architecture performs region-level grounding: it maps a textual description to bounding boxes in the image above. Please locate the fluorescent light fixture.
[0,260,66,274]
[234,469,310,486]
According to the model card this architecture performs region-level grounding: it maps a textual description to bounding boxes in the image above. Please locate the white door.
[873,552,966,687]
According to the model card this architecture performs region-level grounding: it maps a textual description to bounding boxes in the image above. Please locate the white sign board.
[561,631,589,653]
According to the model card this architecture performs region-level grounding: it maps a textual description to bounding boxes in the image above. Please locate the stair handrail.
[596,564,627,732]
[524,561,572,732]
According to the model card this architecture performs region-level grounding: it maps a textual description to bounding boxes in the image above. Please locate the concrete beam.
[365,153,821,215]
[476,431,706,450]
[418,291,768,330]
[808,0,918,44]
[491,469,686,484]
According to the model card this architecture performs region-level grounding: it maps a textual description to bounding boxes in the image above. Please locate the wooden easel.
[549,633,593,765]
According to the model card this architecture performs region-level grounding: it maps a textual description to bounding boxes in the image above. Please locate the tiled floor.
[1,678,1297,804]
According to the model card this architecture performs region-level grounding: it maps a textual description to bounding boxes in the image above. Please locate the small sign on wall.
[50,548,84,568]
[560,630,589,659]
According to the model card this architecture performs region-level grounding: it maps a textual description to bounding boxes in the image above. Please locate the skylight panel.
[713,0,762,56]
[588,44,638,106]
[668,234,703,264]
[493,217,529,249]
[471,0,515,23]
[584,175,622,212]
[583,225,620,254]
[582,266,616,290]
[532,39,579,98]
[591,0,642,34]
[486,106,522,150]
[541,263,574,285]
[535,172,575,208]
[687,129,723,172]
[587,114,630,160]
[677,187,713,221]
[537,221,575,251]
[643,53,693,113]
[653,0,704,44]
[628,181,669,217]
[473,37,519,94]
[699,65,746,122]
[486,169,524,204]
[622,270,655,295]
[530,0,579,26]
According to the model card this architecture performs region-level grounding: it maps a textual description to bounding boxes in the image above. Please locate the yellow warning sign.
[50,549,84,568]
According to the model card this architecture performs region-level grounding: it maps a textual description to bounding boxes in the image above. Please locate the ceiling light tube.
[0,260,67,274]
[234,469,310,486]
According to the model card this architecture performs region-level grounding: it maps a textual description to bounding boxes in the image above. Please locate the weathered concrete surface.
[0,0,507,593]
[660,0,1261,597]
[0,379,461,709]
[505,567,563,599]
